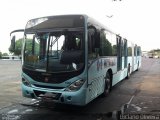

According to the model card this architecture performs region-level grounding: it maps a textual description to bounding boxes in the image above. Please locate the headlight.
[65,79,85,91]
[22,78,31,87]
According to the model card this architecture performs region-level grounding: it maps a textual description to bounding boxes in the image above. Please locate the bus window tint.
[128,41,132,56]
[134,45,137,56]
[100,30,115,56]
[112,34,117,56]
[88,28,96,59]
[137,46,141,56]
[121,40,124,56]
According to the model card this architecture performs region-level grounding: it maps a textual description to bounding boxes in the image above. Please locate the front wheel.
[102,73,111,97]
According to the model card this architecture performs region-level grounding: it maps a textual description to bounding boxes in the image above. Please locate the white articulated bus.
[10,14,141,106]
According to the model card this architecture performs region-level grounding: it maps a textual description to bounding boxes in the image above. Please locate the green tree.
[25,38,39,55]
[2,53,9,56]
[9,38,23,55]
[9,38,39,56]
[100,32,112,56]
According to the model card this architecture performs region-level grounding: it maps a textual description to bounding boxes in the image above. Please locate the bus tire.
[126,65,130,79]
[102,73,111,97]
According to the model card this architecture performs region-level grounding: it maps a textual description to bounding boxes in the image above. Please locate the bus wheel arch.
[102,69,112,97]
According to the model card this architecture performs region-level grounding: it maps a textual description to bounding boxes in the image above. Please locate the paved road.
[0,60,22,108]
[0,58,160,120]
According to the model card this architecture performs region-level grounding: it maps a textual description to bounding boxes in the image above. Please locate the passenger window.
[88,31,96,59]
[100,30,113,56]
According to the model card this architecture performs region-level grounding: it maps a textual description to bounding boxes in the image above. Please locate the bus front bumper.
[21,84,87,106]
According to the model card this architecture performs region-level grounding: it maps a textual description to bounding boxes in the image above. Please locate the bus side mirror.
[10,36,16,52]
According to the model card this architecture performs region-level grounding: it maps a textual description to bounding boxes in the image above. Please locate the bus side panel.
[86,58,104,104]
[127,56,133,73]
[133,56,138,71]
[86,57,116,104]
[132,44,135,72]
[122,57,125,70]
[137,56,142,68]
[133,56,141,71]
[112,68,128,86]
[112,57,127,86]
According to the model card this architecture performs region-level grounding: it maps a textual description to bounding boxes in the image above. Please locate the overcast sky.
[0,0,160,53]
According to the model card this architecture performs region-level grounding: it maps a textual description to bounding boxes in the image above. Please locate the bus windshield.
[23,30,85,73]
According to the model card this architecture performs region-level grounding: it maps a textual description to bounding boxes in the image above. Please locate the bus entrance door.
[117,36,122,71]
[124,39,127,69]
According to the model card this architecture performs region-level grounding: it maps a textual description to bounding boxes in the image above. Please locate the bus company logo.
[44,77,49,82]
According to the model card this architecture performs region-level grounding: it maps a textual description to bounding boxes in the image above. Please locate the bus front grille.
[33,84,64,89]
[34,90,61,100]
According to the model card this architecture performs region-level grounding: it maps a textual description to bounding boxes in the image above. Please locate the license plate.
[44,92,57,98]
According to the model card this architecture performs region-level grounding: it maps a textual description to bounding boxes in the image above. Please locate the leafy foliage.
[2,53,9,56]
[25,38,40,55]
[9,38,23,55]
[9,38,39,56]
